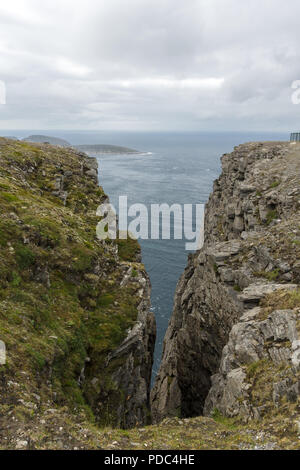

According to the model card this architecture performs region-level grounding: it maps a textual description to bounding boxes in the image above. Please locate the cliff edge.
[151,141,300,426]
[0,138,156,449]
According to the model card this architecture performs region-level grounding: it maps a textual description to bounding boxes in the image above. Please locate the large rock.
[151,142,300,423]
[204,304,300,419]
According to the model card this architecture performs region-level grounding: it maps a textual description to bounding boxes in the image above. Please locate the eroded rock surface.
[151,141,300,423]
[204,303,300,419]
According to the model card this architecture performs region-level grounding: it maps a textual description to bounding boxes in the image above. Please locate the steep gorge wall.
[0,138,155,449]
[151,142,300,423]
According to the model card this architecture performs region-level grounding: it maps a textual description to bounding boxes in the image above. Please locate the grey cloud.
[1,0,300,130]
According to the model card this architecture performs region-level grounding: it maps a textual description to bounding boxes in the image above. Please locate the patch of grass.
[10,271,21,287]
[246,359,268,378]
[245,359,292,415]
[0,183,10,190]
[264,268,280,282]
[266,210,279,225]
[24,216,61,247]
[15,245,36,269]
[116,236,140,262]
[254,268,280,282]
[71,245,94,272]
[0,192,19,203]
[211,409,237,430]
[260,288,300,315]
[97,293,114,307]
[25,346,47,370]
[269,180,280,189]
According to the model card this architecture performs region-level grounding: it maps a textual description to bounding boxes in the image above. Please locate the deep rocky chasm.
[0,138,300,450]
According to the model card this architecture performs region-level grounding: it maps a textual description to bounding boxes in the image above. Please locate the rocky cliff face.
[151,142,300,424]
[0,138,155,449]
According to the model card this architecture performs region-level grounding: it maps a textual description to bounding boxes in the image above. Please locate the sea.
[4,130,288,381]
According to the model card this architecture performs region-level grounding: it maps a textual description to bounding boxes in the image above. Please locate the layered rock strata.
[151,141,300,423]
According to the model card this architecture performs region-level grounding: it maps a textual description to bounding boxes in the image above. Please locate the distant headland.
[7,135,142,155]
[75,144,141,155]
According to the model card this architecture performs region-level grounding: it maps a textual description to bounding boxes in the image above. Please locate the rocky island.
[74,144,141,155]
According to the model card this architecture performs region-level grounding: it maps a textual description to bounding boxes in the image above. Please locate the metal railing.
[290,133,300,142]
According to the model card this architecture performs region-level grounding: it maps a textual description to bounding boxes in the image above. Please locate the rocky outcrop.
[107,269,156,428]
[0,138,155,446]
[75,144,141,155]
[84,265,156,428]
[204,300,300,419]
[150,241,244,421]
[151,141,300,423]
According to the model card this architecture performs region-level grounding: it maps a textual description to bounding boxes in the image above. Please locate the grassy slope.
[0,138,146,444]
[1,410,299,450]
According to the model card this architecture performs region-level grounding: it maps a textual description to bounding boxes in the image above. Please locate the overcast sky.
[1,0,300,131]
